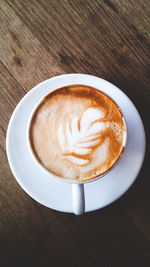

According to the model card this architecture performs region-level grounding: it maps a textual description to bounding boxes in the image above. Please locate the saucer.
[6,74,146,213]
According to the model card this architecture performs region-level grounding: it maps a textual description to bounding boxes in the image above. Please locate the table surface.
[0,0,150,266]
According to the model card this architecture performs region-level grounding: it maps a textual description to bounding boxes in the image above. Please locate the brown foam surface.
[29,85,126,182]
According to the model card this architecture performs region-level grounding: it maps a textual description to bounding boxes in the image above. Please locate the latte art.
[29,85,126,182]
[58,107,107,166]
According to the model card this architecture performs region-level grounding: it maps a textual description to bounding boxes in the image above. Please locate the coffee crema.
[29,85,127,182]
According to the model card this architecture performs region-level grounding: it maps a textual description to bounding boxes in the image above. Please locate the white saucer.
[6,74,146,213]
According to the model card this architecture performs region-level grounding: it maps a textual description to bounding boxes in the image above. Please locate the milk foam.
[30,85,126,181]
[58,107,107,166]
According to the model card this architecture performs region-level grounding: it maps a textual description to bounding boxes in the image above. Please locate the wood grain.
[0,0,150,266]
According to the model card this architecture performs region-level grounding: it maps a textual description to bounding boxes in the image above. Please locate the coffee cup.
[27,84,127,215]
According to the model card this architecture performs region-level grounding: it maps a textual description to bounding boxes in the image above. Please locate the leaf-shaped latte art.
[58,107,107,166]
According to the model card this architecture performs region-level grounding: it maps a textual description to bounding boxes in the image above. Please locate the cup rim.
[26,82,127,185]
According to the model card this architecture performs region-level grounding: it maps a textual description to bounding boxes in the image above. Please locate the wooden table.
[0,0,150,266]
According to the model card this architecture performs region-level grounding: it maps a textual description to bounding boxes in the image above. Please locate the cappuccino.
[29,85,126,182]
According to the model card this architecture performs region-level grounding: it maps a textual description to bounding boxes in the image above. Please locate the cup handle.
[72,184,85,215]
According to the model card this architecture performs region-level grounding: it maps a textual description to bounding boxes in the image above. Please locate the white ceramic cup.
[27,83,127,215]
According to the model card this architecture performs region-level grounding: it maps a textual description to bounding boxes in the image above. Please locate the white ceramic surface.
[6,74,146,213]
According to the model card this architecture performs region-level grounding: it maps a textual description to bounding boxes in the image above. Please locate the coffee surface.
[29,85,126,181]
